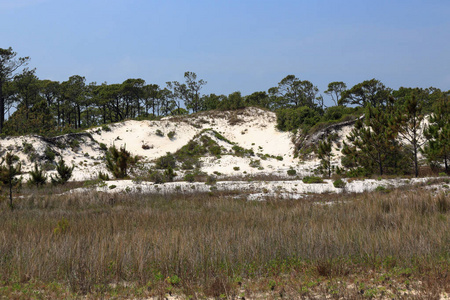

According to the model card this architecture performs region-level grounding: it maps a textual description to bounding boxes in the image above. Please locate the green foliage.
[28,163,47,187]
[44,147,56,161]
[105,144,136,179]
[22,141,34,154]
[155,152,176,169]
[155,129,164,137]
[51,159,74,185]
[0,152,22,210]
[249,159,261,168]
[98,171,109,181]
[333,178,346,188]
[149,167,176,184]
[233,166,240,171]
[342,102,408,176]
[302,176,323,184]
[317,136,334,178]
[423,96,450,174]
[276,106,321,132]
[167,130,176,140]
[70,139,80,152]
[101,125,111,132]
[205,175,217,185]
[287,169,297,176]
[184,173,195,182]
[99,143,107,151]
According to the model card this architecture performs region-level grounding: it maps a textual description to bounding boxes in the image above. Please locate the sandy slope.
[0,107,443,198]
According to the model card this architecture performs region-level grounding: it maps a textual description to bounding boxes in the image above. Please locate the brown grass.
[0,188,448,298]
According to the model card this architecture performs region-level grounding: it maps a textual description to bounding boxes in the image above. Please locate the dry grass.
[0,187,448,298]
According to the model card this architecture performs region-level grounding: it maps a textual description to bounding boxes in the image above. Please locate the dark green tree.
[423,96,450,173]
[51,159,74,185]
[28,163,47,188]
[106,144,137,178]
[324,81,347,106]
[339,79,390,107]
[317,136,334,178]
[275,75,319,108]
[0,152,21,210]
[0,47,30,133]
[396,95,425,177]
[342,103,400,175]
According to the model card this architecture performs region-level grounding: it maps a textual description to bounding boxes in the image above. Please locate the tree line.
[1,47,449,176]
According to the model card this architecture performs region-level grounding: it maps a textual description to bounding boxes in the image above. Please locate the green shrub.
[102,125,111,132]
[302,176,324,184]
[210,145,221,156]
[168,131,176,140]
[184,173,195,183]
[287,169,297,176]
[51,159,74,185]
[206,175,217,185]
[99,143,107,151]
[375,185,389,193]
[275,156,283,161]
[155,129,164,137]
[28,163,47,188]
[333,178,346,188]
[233,166,240,171]
[98,171,110,181]
[44,147,56,161]
[249,159,261,168]
[22,142,34,154]
[155,152,176,169]
[105,145,136,178]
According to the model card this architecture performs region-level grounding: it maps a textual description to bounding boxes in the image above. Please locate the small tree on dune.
[106,144,138,178]
[0,152,22,210]
[51,158,74,185]
[28,163,47,188]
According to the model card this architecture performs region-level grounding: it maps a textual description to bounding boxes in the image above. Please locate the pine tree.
[396,95,425,177]
[28,163,47,187]
[105,144,137,178]
[317,136,333,178]
[0,152,22,210]
[51,159,74,185]
[342,102,400,175]
[423,97,450,173]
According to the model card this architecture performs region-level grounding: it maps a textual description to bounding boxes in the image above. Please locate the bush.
[233,166,240,171]
[333,178,346,188]
[155,129,164,137]
[167,131,176,140]
[98,171,110,181]
[206,175,217,185]
[102,125,111,132]
[275,156,283,161]
[51,159,74,185]
[22,142,34,154]
[155,152,176,169]
[99,143,107,151]
[287,169,297,176]
[302,176,324,184]
[28,163,47,188]
[105,145,135,179]
[184,173,195,183]
[44,147,56,161]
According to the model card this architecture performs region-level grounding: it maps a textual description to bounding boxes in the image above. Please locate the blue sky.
[1,0,449,106]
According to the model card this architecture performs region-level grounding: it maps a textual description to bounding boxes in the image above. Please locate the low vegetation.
[0,188,448,298]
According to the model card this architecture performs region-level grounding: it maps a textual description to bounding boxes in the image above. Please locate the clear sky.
[1,0,449,106]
